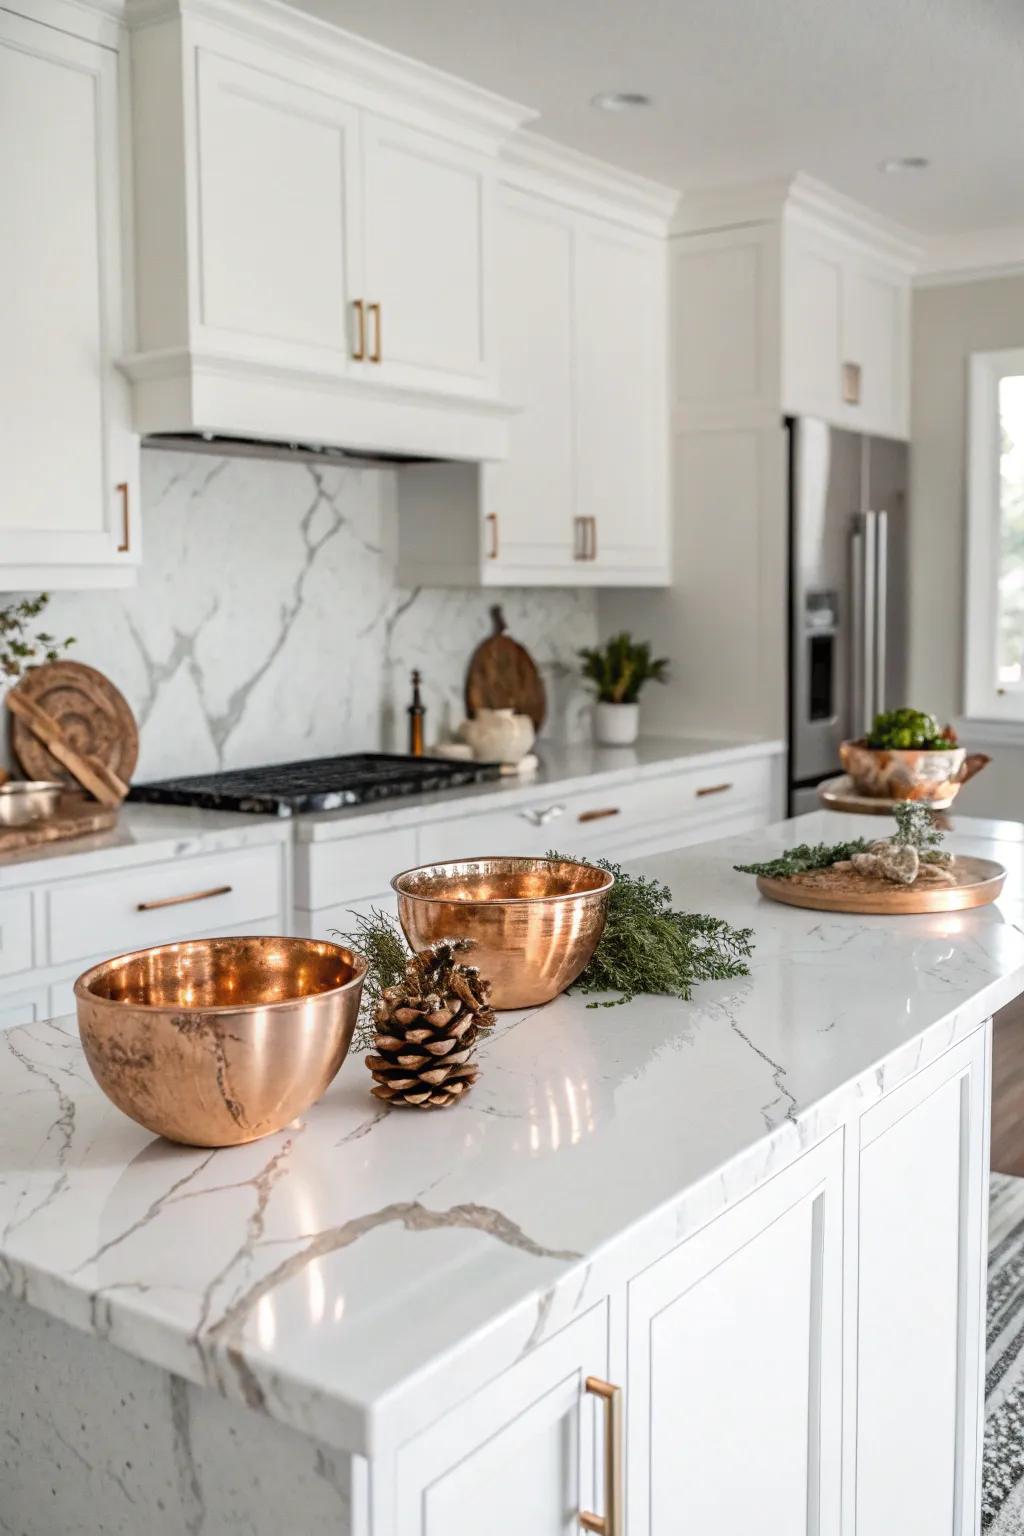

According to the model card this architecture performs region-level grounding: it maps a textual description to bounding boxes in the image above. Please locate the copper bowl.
[74,936,366,1147]
[392,856,614,1009]
[839,739,969,802]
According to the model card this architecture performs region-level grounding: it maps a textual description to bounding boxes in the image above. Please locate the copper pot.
[75,936,366,1147]
[393,855,613,1009]
[838,740,990,803]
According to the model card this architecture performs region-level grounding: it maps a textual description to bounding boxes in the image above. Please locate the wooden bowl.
[393,856,613,1009]
[75,936,365,1147]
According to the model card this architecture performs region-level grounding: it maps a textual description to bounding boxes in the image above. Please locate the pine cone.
[366,940,496,1109]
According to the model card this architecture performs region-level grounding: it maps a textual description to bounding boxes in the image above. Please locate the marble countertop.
[0,803,290,887]
[1,809,1022,1458]
[294,733,785,839]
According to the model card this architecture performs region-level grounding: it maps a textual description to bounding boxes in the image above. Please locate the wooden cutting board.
[0,794,117,854]
[10,661,138,791]
[465,607,547,732]
[755,855,1005,915]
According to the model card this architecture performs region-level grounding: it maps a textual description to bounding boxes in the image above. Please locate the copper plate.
[75,936,366,1147]
[756,855,1006,915]
[393,855,613,1008]
[817,774,956,816]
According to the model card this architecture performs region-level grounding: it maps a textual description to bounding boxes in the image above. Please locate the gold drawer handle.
[580,1377,623,1536]
[116,482,130,553]
[578,807,621,823]
[695,781,733,798]
[137,884,233,913]
[352,299,366,361]
[485,511,499,560]
[368,301,382,363]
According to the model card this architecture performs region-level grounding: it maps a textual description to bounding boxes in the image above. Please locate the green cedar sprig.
[734,837,872,879]
[548,851,754,1007]
[891,802,944,852]
[331,907,409,1052]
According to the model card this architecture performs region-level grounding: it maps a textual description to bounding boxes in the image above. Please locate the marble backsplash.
[16,449,597,782]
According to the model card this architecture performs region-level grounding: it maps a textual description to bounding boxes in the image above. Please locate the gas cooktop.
[128,753,501,817]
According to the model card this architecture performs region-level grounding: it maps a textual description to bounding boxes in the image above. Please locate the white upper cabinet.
[782,212,912,440]
[361,115,494,395]
[124,0,530,460]
[0,4,139,587]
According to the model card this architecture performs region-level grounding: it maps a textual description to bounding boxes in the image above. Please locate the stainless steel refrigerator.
[788,418,909,815]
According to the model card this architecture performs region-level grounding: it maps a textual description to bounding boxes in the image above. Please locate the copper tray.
[817,774,956,815]
[756,855,1006,915]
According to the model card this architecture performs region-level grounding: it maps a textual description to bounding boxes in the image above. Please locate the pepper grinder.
[407,669,426,757]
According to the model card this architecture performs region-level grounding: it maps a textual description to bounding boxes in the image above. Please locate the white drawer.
[416,807,555,864]
[0,985,47,1032]
[0,891,33,979]
[296,827,418,910]
[45,845,284,966]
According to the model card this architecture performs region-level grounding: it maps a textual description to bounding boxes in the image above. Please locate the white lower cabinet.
[389,1303,606,1536]
[371,1025,988,1536]
[627,1133,843,1534]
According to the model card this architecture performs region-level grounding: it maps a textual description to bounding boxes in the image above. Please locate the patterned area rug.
[985,1174,1024,1529]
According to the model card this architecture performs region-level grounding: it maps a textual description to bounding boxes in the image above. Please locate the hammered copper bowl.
[74,936,366,1147]
[392,856,614,1009]
[839,739,968,802]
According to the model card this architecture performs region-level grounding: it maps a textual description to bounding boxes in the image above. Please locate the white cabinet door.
[194,49,362,368]
[627,1132,843,1536]
[783,226,845,423]
[574,216,669,579]
[361,114,494,397]
[0,10,138,580]
[843,260,908,439]
[481,188,575,580]
[855,1029,988,1536]
[0,987,48,1034]
[389,1303,605,1536]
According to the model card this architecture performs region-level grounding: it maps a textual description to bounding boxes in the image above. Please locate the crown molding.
[914,225,1024,288]
[501,130,678,234]
[12,0,127,46]
[672,172,920,268]
[124,0,535,144]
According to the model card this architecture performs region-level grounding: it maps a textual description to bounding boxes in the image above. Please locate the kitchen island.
[1,810,1022,1534]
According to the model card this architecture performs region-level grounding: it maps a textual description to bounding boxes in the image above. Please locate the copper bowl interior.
[79,935,363,1012]
[393,856,613,905]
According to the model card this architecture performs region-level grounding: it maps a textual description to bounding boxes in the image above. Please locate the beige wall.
[910,273,1024,820]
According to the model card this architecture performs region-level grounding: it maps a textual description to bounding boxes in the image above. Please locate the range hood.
[143,432,438,470]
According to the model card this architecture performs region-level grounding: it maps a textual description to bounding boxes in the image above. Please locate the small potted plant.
[840,708,987,803]
[579,632,668,746]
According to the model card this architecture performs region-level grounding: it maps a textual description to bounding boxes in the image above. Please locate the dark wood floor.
[993,997,1024,1173]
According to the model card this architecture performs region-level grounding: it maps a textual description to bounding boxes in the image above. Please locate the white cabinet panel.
[855,1031,988,1535]
[392,1303,604,1536]
[195,50,361,361]
[0,987,47,1034]
[362,114,493,395]
[784,231,845,421]
[0,9,137,579]
[574,217,668,575]
[482,189,574,577]
[627,1133,843,1535]
[843,263,907,438]
[0,893,33,980]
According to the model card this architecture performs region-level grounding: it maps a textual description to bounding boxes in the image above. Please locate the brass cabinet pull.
[137,884,233,913]
[485,511,499,560]
[842,360,861,405]
[574,516,588,561]
[695,781,733,798]
[352,300,366,361]
[368,301,382,363]
[577,807,620,823]
[116,482,130,553]
[580,1377,623,1536]
[588,516,598,561]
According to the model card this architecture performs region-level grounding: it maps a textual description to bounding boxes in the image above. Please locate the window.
[965,348,1024,721]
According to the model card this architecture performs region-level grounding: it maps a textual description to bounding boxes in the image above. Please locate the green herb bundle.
[332,907,408,1052]
[734,837,872,879]
[548,851,754,1007]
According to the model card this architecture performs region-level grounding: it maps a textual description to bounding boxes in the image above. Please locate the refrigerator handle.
[862,511,878,732]
[875,509,888,716]
[851,518,866,736]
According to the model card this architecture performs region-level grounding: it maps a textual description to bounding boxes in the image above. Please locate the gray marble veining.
[14,449,598,780]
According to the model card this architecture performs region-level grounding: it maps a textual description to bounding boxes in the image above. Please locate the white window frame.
[965,346,1024,724]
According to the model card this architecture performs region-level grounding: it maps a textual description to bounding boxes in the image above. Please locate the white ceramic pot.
[459,708,536,764]
[594,701,639,746]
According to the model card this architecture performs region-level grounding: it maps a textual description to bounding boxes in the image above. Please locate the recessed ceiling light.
[591,91,652,112]
[879,156,930,174]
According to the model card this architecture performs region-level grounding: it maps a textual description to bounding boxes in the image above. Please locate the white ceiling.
[285,0,1024,237]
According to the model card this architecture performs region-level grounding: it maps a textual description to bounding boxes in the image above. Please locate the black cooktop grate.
[128,753,501,817]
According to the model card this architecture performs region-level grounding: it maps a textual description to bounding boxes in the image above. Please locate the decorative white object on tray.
[459,707,535,764]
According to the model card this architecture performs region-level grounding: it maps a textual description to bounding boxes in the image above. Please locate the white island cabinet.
[0,810,1018,1535]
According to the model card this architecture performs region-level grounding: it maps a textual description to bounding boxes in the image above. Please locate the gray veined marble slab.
[0,813,1022,1458]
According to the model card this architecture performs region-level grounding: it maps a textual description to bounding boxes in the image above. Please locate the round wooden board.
[817,774,956,815]
[12,661,139,788]
[465,606,547,732]
[756,855,1006,915]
